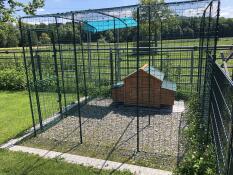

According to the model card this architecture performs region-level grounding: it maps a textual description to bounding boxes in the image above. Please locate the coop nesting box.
[112,64,176,107]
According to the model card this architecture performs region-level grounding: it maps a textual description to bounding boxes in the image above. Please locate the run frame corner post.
[136,6,140,153]
[72,12,83,144]
[19,18,37,136]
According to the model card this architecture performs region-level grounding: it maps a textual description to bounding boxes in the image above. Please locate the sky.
[17,0,233,18]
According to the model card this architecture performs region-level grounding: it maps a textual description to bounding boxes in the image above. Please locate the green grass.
[0,91,31,144]
[21,137,176,171]
[0,90,77,144]
[0,149,132,175]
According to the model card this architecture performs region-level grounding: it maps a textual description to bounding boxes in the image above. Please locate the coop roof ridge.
[141,64,165,81]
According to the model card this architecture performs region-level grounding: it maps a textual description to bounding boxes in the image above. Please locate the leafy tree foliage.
[138,0,178,49]
[0,0,44,22]
[39,33,51,44]
[0,1,233,48]
[0,23,19,47]
[219,17,233,37]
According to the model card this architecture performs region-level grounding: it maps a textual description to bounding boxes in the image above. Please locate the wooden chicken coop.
[112,64,177,107]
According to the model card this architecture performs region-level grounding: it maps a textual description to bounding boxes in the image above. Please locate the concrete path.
[173,101,185,113]
[9,145,172,175]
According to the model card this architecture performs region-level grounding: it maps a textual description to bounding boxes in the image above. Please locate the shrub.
[174,95,216,175]
[30,76,57,92]
[85,83,111,98]
[175,90,190,101]
[0,68,26,90]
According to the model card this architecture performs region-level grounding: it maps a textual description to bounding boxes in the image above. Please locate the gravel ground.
[35,98,183,158]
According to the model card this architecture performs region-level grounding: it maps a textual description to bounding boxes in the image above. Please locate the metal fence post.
[36,53,43,80]
[28,30,43,130]
[190,50,194,92]
[198,12,206,94]
[160,17,163,71]
[13,52,18,68]
[87,31,92,80]
[55,16,68,117]
[97,40,101,90]
[136,7,140,152]
[110,49,114,87]
[148,5,151,125]
[226,106,233,175]
[19,19,37,136]
[72,13,83,144]
[79,23,88,102]
[51,32,62,115]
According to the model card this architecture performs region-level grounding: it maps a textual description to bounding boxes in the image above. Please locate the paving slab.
[9,145,172,175]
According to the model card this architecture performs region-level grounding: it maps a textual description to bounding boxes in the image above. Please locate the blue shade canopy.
[82,17,137,33]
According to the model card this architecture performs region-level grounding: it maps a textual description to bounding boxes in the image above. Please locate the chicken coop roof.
[142,65,165,81]
[162,80,177,91]
[82,17,137,33]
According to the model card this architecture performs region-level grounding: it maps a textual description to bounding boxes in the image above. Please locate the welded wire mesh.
[209,62,233,174]
[19,0,221,170]
[0,50,23,69]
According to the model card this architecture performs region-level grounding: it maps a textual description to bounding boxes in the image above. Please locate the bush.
[0,68,26,90]
[29,76,57,92]
[175,90,190,101]
[174,95,216,175]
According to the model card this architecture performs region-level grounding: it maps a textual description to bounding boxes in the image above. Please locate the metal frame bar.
[28,30,43,130]
[55,16,68,117]
[19,19,37,135]
[72,13,83,144]
[136,7,140,152]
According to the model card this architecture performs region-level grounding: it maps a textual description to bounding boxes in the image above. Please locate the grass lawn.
[0,90,67,144]
[0,149,132,175]
[21,137,176,171]
[0,91,31,144]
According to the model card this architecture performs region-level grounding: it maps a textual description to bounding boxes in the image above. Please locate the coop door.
[27,29,62,127]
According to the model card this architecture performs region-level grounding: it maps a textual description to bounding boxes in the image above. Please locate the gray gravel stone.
[38,98,183,157]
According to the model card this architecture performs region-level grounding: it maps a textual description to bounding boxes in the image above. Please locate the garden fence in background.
[0,50,23,69]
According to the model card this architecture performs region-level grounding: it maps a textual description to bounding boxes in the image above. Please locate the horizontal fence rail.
[0,50,23,69]
[0,45,232,69]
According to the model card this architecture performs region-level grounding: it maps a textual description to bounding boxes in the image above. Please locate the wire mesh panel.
[208,61,233,175]
[0,50,23,69]
[196,0,233,174]
[20,0,220,170]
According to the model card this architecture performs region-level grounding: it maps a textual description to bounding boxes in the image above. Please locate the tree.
[6,23,20,47]
[0,0,44,22]
[140,0,164,5]
[0,1,44,47]
[105,30,114,43]
[0,29,7,47]
[0,23,19,47]
[39,33,51,44]
[138,0,178,49]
